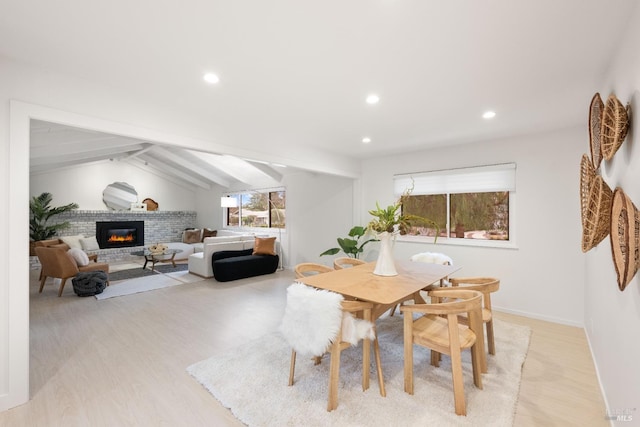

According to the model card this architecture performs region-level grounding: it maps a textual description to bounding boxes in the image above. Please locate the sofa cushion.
[253,236,277,255]
[183,229,202,244]
[80,236,100,251]
[60,235,84,250]
[67,248,90,267]
[201,228,217,241]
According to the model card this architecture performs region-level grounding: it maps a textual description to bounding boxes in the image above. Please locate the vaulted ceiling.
[3,0,638,187]
[29,120,288,190]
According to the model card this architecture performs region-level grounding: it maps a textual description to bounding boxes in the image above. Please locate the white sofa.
[165,229,252,261]
[187,233,257,278]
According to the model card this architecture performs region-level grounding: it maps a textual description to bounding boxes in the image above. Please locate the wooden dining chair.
[400,288,484,416]
[448,277,500,356]
[279,283,385,411]
[333,257,366,270]
[294,262,334,279]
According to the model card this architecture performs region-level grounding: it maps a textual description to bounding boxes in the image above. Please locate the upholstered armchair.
[35,247,109,297]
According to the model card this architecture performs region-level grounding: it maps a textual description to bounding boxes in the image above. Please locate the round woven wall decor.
[580,154,596,228]
[581,175,612,252]
[610,188,640,291]
[600,94,630,161]
[589,93,604,169]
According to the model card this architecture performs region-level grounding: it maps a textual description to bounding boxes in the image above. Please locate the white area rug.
[188,316,531,427]
[96,264,203,300]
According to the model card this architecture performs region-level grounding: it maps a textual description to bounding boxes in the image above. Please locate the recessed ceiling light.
[203,73,220,84]
[366,94,380,104]
[483,111,496,119]
[362,137,371,143]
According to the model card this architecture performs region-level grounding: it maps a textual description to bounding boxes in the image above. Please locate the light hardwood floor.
[0,267,607,426]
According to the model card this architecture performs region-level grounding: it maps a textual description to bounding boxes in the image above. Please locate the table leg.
[170,253,176,267]
[142,256,150,270]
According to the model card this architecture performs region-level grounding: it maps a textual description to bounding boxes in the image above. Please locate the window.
[394,164,515,242]
[224,189,286,229]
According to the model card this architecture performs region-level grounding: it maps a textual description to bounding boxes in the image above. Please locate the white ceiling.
[2,0,637,186]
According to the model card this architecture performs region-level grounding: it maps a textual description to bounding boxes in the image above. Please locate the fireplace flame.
[107,233,134,243]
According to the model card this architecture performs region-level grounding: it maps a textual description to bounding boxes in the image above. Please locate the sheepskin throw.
[279,283,344,356]
[410,251,453,266]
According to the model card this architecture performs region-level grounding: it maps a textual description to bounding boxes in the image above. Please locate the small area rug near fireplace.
[96,263,200,300]
[188,316,531,427]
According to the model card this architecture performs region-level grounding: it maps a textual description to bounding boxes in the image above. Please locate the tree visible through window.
[225,190,286,229]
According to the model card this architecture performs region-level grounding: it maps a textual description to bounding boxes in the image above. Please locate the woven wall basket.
[610,188,640,291]
[589,93,604,169]
[581,175,613,252]
[580,154,596,228]
[600,94,630,161]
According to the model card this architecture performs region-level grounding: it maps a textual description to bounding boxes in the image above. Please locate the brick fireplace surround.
[29,210,196,269]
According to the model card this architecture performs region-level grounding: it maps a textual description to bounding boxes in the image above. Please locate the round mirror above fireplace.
[102,182,138,210]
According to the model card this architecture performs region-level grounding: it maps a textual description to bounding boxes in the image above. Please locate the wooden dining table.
[297,260,461,321]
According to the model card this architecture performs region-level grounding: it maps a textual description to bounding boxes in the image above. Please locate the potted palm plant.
[29,192,78,255]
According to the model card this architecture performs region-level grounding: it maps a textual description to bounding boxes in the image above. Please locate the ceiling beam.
[145,146,233,188]
[126,158,202,191]
[137,154,212,190]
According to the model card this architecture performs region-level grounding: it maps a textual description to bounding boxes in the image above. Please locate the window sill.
[396,234,518,249]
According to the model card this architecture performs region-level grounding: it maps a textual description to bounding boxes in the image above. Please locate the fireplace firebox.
[96,221,144,249]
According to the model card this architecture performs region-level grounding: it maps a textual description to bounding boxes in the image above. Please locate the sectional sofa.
[187,230,262,278]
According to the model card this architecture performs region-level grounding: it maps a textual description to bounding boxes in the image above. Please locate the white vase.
[373,231,398,276]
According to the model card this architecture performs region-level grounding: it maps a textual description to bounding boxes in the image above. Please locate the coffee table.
[130,248,183,271]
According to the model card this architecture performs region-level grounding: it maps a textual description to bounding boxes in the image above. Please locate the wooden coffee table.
[130,248,183,271]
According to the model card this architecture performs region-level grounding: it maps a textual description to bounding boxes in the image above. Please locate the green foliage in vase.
[320,226,377,259]
[29,192,79,241]
[367,186,440,240]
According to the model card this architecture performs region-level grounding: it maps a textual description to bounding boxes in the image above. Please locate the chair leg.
[450,345,466,416]
[57,278,68,297]
[362,338,370,392]
[486,320,496,355]
[373,337,386,397]
[39,275,47,293]
[327,340,341,411]
[288,350,296,386]
[430,350,441,367]
[403,314,414,395]
[471,343,483,390]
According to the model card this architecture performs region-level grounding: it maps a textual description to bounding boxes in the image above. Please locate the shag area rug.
[188,315,531,427]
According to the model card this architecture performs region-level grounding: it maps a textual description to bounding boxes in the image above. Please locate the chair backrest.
[294,263,334,279]
[279,283,344,356]
[333,257,366,270]
[34,246,79,278]
[421,289,483,316]
[449,277,499,310]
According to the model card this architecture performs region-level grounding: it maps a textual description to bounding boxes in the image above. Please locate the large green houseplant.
[29,192,79,243]
[320,226,377,259]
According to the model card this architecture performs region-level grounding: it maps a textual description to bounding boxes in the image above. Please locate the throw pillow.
[60,235,84,250]
[67,248,90,267]
[80,236,100,251]
[253,236,277,256]
[183,229,201,244]
[201,228,217,241]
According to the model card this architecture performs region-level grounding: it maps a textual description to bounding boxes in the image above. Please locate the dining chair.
[389,251,454,316]
[400,288,484,416]
[333,257,366,270]
[448,277,500,356]
[279,282,385,411]
[294,262,334,279]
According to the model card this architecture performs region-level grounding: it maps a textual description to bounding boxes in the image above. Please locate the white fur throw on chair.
[410,251,453,265]
[279,283,375,356]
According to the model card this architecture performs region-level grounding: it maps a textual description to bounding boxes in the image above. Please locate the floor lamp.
[220,195,284,270]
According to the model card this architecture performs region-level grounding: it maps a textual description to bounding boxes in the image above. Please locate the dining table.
[297,260,461,321]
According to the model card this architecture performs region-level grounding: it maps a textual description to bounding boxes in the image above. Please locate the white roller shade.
[394,163,516,196]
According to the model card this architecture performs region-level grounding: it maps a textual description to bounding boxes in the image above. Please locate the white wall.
[585,3,640,417]
[30,161,197,211]
[361,126,586,326]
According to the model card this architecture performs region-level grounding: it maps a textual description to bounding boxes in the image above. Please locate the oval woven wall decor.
[610,188,640,291]
[580,154,596,228]
[589,93,604,169]
[581,175,613,252]
[600,94,630,160]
